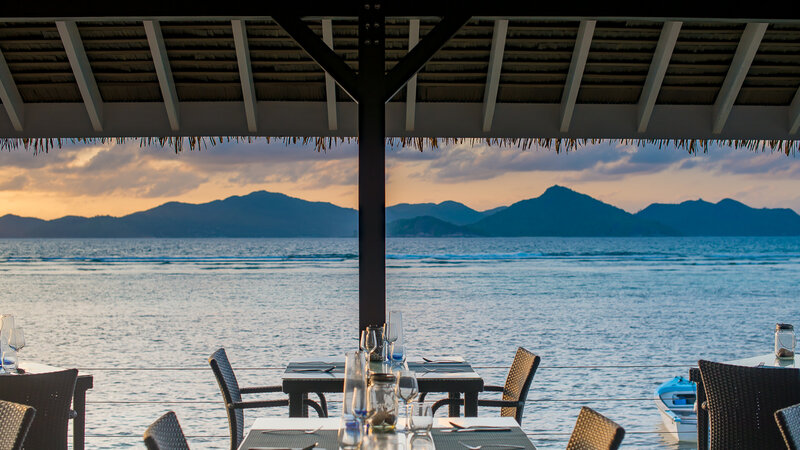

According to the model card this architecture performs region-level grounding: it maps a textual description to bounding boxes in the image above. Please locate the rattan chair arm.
[483,385,505,392]
[230,399,289,410]
[240,385,282,394]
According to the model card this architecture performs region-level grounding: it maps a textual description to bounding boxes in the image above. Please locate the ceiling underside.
[1,15,800,140]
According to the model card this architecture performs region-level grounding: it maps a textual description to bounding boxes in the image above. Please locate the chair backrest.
[143,411,190,450]
[0,400,36,450]
[566,406,625,450]
[500,347,541,423]
[0,369,77,450]
[775,403,800,450]
[208,348,244,450]
[699,359,800,449]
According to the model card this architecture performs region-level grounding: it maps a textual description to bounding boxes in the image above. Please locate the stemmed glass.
[395,370,419,430]
[385,311,403,363]
[9,327,25,355]
[365,327,380,361]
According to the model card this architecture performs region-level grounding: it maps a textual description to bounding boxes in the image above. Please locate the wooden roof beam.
[637,21,681,133]
[232,20,258,133]
[789,87,800,134]
[321,19,338,131]
[405,19,420,132]
[712,22,768,134]
[56,21,103,132]
[384,14,471,103]
[482,19,508,133]
[144,20,180,131]
[0,50,24,131]
[272,15,358,102]
[560,20,595,133]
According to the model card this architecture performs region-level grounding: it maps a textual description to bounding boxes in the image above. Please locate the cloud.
[3,138,800,204]
[0,174,28,191]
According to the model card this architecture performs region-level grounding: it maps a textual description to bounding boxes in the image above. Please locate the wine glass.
[365,329,379,360]
[359,330,367,352]
[9,327,25,353]
[395,370,419,429]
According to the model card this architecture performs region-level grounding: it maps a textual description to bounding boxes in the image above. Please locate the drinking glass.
[338,416,363,450]
[0,315,14,374]
[408,403,433,435]
[390,342,406,365]
[395,370,419,429]
[9,327,25,353]
[386,311,402,344]
[344,351,367,417]
[365,327,382,362]
[409,432,435,450]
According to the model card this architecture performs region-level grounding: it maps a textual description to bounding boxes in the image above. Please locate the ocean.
[1,237,799,449]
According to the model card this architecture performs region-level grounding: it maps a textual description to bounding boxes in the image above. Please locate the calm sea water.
[2,237,799,449]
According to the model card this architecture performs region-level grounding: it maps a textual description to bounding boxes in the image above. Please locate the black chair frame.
[209,348,327,450]
[429,347,541,424]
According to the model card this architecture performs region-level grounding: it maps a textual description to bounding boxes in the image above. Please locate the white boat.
[654,376,697,442]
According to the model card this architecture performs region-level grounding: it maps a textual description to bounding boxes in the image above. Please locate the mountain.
[0,191,358,238]
[470,185,677,237]
[387,216,483,237]
[3,186,800,238]
[636,198,800,236]
[386,201,492,226]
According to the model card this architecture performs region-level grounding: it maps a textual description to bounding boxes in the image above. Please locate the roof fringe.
[0,136,797,156]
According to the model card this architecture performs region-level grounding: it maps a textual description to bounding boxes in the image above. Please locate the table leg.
[288,392,309,417]
[463,391,479,417]
[448,392,461,417]
[73,376,93,450]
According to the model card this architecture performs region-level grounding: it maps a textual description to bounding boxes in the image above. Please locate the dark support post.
[358,2,386,330]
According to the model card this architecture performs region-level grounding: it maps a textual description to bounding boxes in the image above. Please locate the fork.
[459,443,524,450]
[291,366,335,373]
[261,425,323,434]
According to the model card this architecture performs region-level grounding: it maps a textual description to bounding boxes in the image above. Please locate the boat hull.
[654,376,697,442]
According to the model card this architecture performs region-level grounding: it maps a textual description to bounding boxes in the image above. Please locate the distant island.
[2,185,800,238]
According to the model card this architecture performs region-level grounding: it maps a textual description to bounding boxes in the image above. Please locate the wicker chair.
[0,369,77,450]
[0,400,36,450]
[208,348,327,450]
[143,411,190,450]
[776,403,800,450]
[566,407,625,450]
[429,347,540,424]
[698,359,800,449]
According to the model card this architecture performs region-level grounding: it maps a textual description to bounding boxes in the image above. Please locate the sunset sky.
[1,140,800,220]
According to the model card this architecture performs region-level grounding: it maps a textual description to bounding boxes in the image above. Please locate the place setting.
[241,311,535,450]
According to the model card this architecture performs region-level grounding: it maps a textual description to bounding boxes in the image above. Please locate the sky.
[1,139,800,220]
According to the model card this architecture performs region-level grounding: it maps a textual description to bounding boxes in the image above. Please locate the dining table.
[689,352,798,450]
[237,416,536,450]
[281,356,484,418]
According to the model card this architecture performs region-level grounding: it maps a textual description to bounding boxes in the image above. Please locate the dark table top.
[281,357,484,394]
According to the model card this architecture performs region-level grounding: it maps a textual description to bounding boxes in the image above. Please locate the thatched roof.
[2,14,800,152]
